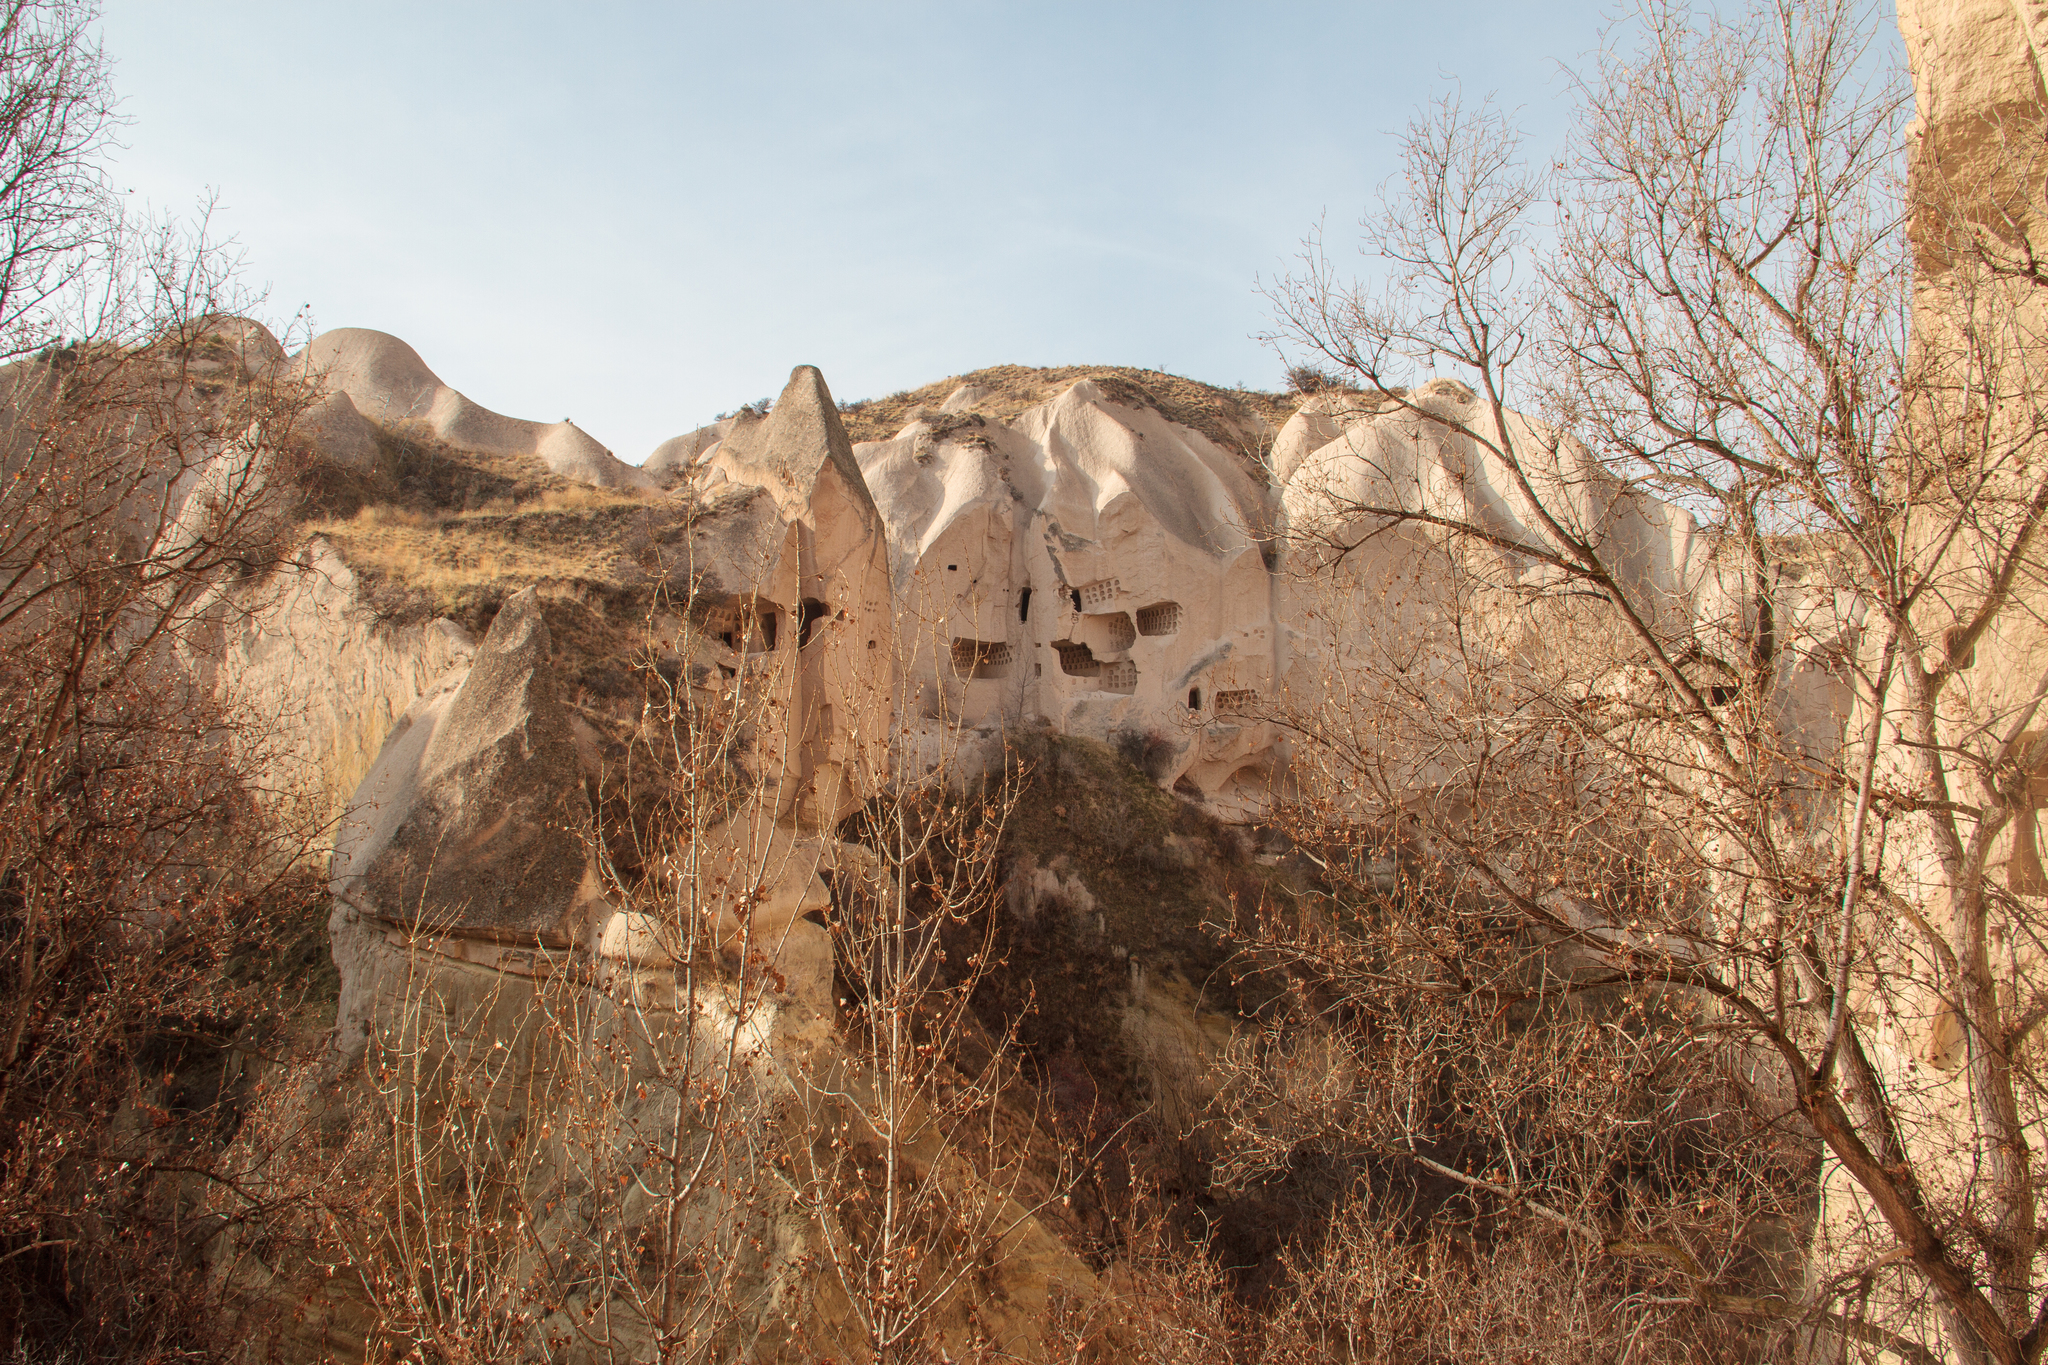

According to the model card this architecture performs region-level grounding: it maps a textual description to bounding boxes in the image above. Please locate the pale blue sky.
[100,3,1613,462]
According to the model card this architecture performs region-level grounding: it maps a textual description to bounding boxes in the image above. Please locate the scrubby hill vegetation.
[836,363,1293,477]
[19,0,2048,1361]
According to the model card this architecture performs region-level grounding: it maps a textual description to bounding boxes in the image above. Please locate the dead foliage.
[835,364,1296,482]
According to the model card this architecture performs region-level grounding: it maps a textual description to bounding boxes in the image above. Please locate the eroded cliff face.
[198,538,476,831]
[198,307,1700,1342]
[137,6,2048,1352]
[1808,1,2048,1072]
[1896,0,2048,850]
[204,307,1782,1357]
[319,362,896,1028]
[1737,5,2048,1349]
[1900,0,2048,263]
[850,378,1285,807]
[245,315,1738,842]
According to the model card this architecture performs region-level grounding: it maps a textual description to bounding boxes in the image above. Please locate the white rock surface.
[293,328,659,492]
[856,378,1285,805]
[641,415,736,485]
[196,538,477,829]
[293,388,379,469]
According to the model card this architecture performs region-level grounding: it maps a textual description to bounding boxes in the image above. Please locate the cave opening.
[798,598,830,648]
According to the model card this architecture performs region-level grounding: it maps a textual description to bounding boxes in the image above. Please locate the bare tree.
[1246,0,2048,1360]
[784,604,1078,1365]
[0,1,325,1342]
[0,0,118,360]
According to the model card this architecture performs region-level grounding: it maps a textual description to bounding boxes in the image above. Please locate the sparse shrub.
[718,396,776,420]
[1214,824,1253,865]
[1114,726,1183,784]
[1283,363,1342,395]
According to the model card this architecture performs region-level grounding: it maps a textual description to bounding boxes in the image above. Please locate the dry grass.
[521,484,651,513]
[306,506,617,590]
[835,365,1301,482]
[301,489,683,629]
[294,417,685,627]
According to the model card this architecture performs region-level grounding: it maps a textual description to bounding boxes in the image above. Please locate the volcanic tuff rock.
[849,376,1285,803]
[680,363,894,830]
[195,537,477,827]
[1898,0,2048,263]
[329,586,600,946]
[294,327,658,491]
[180,306,1796,1359]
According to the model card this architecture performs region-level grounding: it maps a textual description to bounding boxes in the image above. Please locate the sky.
[97,2,1618,463]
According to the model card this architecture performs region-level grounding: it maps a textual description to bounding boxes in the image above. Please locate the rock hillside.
[181,318,1785,1358]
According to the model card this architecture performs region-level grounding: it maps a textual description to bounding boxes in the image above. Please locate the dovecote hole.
[1053,640,1101,677]
[1095,612,1136,651]
[1079,577,1121,607]
[950,638,1013,680]
[798,598,829,648]
[1137,601,1183,636]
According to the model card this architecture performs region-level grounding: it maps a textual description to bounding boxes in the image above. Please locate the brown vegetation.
[834,364,1292,479]
[1250,1,2048,1359]
[0,18,334,1345]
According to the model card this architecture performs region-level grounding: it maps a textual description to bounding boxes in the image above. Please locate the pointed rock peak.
[740,365,880,523]
[481,585,548,659]
[428,585,561,777]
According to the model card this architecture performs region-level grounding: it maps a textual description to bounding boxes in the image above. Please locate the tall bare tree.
[1247,1,2048,1360]
[0,3,329,1352]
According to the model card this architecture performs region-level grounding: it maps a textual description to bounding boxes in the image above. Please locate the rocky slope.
[178,316,1762,1357]
[90,2,2048,1356]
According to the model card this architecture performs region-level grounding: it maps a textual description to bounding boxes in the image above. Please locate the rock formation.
[200,537,476,827]
[331,587,599,946]
[195,305,1852,1356]
[320,359,898,1003]
[850,378,1285,804]
[295,327,657,491]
